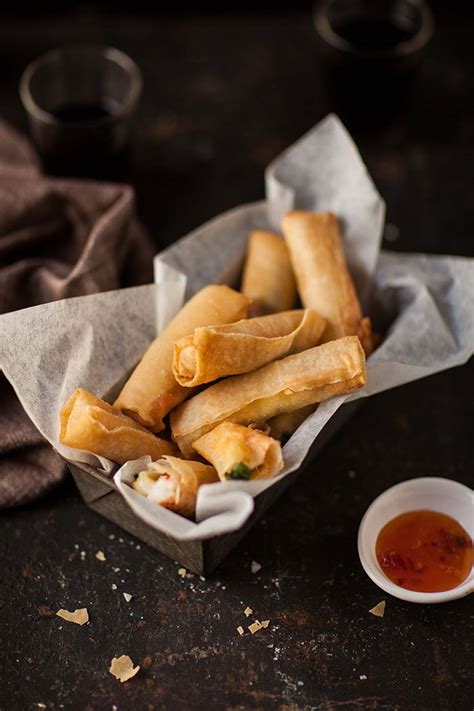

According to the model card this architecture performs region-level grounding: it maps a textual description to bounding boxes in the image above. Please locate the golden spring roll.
[132,456,218,518]
[267,405,317,441]
[193,423,283,481]
[171,336,366,456]
[60,388,177,464]
[173,308,326,387]
[241,230,297,315]
[114,285,249,432]
[282,211,375,354]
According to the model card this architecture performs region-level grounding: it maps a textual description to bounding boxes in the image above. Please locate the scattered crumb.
[360,674,367,680]
[244,606,253,617]
[136,545,141,550]
[109,655,140,683]
[108,534,115,540]
[251,561,262,574]
[111,584,117,591]
[237,626,244,636]
[112,567,120,573]
[178,568,187,578]
[56,608,89,626]
[95,550,106,561]
[348,470,356,479]
[248,620,263,634]
[123,593,133,603]
[80,551,86,560]
[260,620,270,628]
[369,601,386,618]
[199,575,206,582]
[36,705,46,709]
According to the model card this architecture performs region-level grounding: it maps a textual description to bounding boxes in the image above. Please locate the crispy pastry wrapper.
[59,388,177,465]
[173,309,326,387]
[267,405,317,441]
[131,455,218,518]
[114,284,249,431]
[171,336,366,456]
[2,115,473,540]
[283,210,375,354]
[193,422,284,480]
[241,230,297,315]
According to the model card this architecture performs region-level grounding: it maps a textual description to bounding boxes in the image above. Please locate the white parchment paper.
[1,114,473,540]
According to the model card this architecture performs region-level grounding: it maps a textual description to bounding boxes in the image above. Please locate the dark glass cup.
[20,45,142,180]
[314,0,434,127]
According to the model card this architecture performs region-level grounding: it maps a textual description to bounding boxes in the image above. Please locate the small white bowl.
[358,477,474,604]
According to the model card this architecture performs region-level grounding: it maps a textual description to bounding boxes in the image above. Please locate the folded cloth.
[0,121,155,507]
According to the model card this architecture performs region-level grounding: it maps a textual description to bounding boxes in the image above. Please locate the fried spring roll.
[60,388,177,464]
[114,285,249,432]
[173,309,326,387]
[267,405,317,441]
[171,336,366,456]
[241,230,297,315]
[193,422,283,481]
[282,211,375,354]
[132,456,218,518]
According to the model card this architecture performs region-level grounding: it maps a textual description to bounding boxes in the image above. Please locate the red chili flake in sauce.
[376,510,473,592]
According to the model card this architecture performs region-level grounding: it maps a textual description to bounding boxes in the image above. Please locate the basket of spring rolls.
[2,115,472,574]
[60,211,374,572]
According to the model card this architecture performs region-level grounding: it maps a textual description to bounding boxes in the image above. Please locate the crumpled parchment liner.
[1,115,473,540]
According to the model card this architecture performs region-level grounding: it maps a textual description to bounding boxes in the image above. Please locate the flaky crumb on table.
[56,608,89,625]
[109,655,140,682]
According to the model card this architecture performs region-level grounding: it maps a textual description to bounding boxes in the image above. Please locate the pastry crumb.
[95,550,106,561]
[248,620,263,634]
[178,568,187,578]
[260,619,270,628]
[123,593,133,603]
[244,606,253,617]
[369,601,386,618]
[251,561,262,574]
[109,655,140,683]
[360,674,367,680]
[237,626,244,636]
[56,608,89,626]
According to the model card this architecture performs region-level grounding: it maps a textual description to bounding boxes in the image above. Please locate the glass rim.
[19,44,143,127]
[313,0,434,59]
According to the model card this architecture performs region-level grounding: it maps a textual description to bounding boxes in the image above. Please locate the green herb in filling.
[225,462,252,480]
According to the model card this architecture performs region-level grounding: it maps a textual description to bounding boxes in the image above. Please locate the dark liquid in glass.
[41,99,128,179]
[51,103,112,123]
[332,18,415,50]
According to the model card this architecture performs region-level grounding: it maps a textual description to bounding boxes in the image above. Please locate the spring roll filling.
[133,463,179,506]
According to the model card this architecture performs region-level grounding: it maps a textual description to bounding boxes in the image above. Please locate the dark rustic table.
[1,3,473,710]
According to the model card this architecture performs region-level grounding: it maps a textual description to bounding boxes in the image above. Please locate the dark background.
[1,2,473,710]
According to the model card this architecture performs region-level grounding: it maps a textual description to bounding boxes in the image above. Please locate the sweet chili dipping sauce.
[376,510,473,592]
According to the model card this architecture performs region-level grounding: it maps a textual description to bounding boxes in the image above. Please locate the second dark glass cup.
[20,45,142,180]
[314,0,434,127]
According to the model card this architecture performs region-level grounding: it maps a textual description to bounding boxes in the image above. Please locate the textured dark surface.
[1,3,473,710]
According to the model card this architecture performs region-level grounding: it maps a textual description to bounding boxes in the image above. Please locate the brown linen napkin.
[0,121,155,507]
